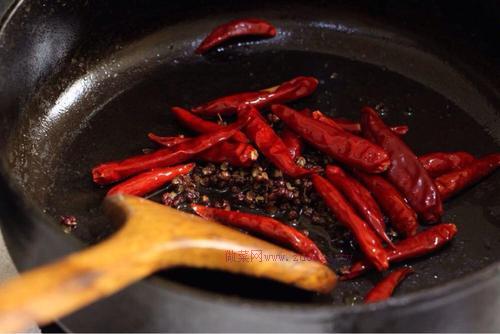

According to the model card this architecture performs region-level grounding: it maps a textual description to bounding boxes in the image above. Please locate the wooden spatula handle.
[0,196,336,332]
[0,232,165,332]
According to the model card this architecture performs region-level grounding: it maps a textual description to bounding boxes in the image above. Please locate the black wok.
[0,0,499,332]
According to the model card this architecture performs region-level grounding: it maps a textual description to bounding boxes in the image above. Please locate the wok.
[0,0,499,331]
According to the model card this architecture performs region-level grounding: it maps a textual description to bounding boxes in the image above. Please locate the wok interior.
[1,0,500,304]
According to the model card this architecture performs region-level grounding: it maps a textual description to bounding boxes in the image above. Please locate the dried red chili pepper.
[311,111,358,132]
[107,163,195,196]
[299,108,313,117]
[197,142,258,167]
[195,18,277,54]
[149,134,258,167]
[171,106,248,143]
[271,104,390,173]
[361,106,443,222]
[389,125,409,136]
[364,268,414,303]
[419,152,475,177]
[312,110,408,135]
[148,134,190,148]
[281,127,303,160]
[353,170,418,237]
[193,91,262,117]
[342,223,457,279]
[92,113,251,185]
[191,205,327,264]
[243,106,315,178]
[435,153,500,200]
[325,166,394,247]
[192,76,318,116]
[322,116,363,133]
[311,174,389,271]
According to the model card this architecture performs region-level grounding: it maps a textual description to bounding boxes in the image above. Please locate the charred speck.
[60,215,77,227]
[267,113,280,124]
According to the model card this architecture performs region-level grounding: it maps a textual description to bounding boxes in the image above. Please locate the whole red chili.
[191,205,327,264]
[389,125,409,136]
[150,134,258,167]
[435,153,500,200]
[107,163,195,196]
[193,91,262,117]
[171,106,248,143]
[192,76,318,116]
[312,110,408,136]
[361,106,443,222]
[197,142,259,167]
[342,223,457,279]
[243,106,315,178]
[299,108,313,117]
[364,268,414,303]
[148,134,189,148]
[281,127,303,160]
[195,18,277,54]
[271,104,390,174]
[353,170,418,237]
[419,152,475,177]
[92,113,251,185]
[311,174,389,271]
[325,166,394,247]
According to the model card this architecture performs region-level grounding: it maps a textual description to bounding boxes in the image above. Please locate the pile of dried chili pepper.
[88,17,500,302]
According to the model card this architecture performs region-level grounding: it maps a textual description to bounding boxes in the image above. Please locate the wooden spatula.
[0,195,336,332]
